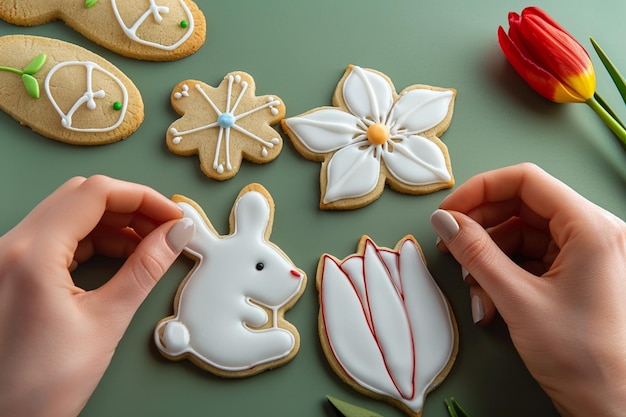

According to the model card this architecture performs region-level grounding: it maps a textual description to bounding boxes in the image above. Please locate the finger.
[487,216,553,262]
[440,163,589,231]
[430,209,535,312]
[73,226,142,265]
[36,176,182,245]
[85,217,195,327]
[97,210,169,238]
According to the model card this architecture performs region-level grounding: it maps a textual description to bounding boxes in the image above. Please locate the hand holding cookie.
[0,176,194,417]
[430,163,626,417]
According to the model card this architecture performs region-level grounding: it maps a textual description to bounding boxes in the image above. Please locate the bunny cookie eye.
[255,262,265,271]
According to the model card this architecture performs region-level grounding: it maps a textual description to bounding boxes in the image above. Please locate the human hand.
[0,176,195,417]
[429,163,626,417]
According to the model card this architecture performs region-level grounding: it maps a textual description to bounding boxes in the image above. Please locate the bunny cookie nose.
[290,270,302,278]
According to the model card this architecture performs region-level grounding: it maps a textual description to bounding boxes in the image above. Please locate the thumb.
[430,209,529,321]
[89,217,195,325]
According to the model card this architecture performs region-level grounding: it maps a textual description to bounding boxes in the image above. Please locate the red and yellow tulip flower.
[498,6,595,103]
[499,7,626,147]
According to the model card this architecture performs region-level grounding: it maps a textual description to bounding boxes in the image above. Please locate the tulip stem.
[585,96,626,147]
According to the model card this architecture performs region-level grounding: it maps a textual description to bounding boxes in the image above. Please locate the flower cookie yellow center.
[366,123,390,145]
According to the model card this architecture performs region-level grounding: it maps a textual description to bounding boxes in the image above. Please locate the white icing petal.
[321,257,398,395]
[285,109,362,153]
[389,89,454,135]
[383,136,451,185]
[342,66,394,123]
[339,256,370,325]
[379,249,402,291]
[323,143,380,204]
[398,238,455,413]
[363,241,415,399]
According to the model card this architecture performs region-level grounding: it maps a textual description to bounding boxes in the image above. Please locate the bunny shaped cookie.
[0,0,206,61]
[154,184,306,377]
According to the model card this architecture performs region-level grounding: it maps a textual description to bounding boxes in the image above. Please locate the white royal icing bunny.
[154,184,306,377]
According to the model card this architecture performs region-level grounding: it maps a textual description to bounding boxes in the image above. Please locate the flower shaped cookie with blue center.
[282,65,456,210]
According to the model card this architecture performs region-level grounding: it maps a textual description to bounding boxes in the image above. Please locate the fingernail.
[167,218,195,253]
[471,295,485,324]
[430,209,460,243]
[461,267,470,281]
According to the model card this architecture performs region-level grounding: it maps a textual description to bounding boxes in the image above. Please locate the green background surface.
[2,1,626,416]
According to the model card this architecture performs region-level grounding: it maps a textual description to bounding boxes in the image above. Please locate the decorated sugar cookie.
[0,0,206,61]
[166,72,286,180]
[282,65,456,210]
[0,35,143,145]
[317,235,458,417]
[154,184,307,377]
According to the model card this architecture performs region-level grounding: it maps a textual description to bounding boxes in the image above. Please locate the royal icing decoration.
[166,71,286,180]
[44,60,128,133]
[0,53,46,99]
[110,0,195,50]
[318,236,457,416]
[282,65,456,209]
[154,185,306,376]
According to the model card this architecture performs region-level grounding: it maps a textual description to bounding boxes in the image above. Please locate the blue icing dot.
[217,112,235,128]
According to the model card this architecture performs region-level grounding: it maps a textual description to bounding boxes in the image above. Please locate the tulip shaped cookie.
[154,184,307,377]
[167,72,286,180]
[0,35,143,145]
[0,0,206,61]
[318,235,458,417]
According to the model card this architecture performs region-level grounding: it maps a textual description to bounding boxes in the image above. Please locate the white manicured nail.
[471,295,485,324]
[430,209,460,243]
[461,267,470,281]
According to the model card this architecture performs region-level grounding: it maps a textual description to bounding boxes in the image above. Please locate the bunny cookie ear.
[0,0,206,61]
[0,34,143,145]
[231,184,275,240]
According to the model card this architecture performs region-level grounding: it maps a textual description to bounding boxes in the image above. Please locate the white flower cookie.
[154,184,307,377]
[166,72,286,180]
[0,0,206,61]
[318,235,458,417]
[282,65,456,210]
[0,35,143,145]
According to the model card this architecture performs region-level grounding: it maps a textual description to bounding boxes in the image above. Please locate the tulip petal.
[323,142,380,204]
[498,26,583,103]
[363,240,415,399]
[342,66,394,124]
[389,89,454,135]
[383,135,451,185]
[520,13,592,80]
[284,108,363,154]
[320,256,398,395]
[397,238,455,412]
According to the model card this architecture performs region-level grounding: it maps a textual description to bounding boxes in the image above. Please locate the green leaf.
[22,54,46,75]
[590,37,626,106]
[445,397,472,417]
[85,0,98,7]
[327,396,385,417]
[21,74,40,99]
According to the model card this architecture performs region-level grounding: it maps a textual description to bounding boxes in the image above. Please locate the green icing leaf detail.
[23,54,46,75]
[22,74,40,99]
[85,0,98,8]
[326,396,385,417]
[1,53,46,98]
